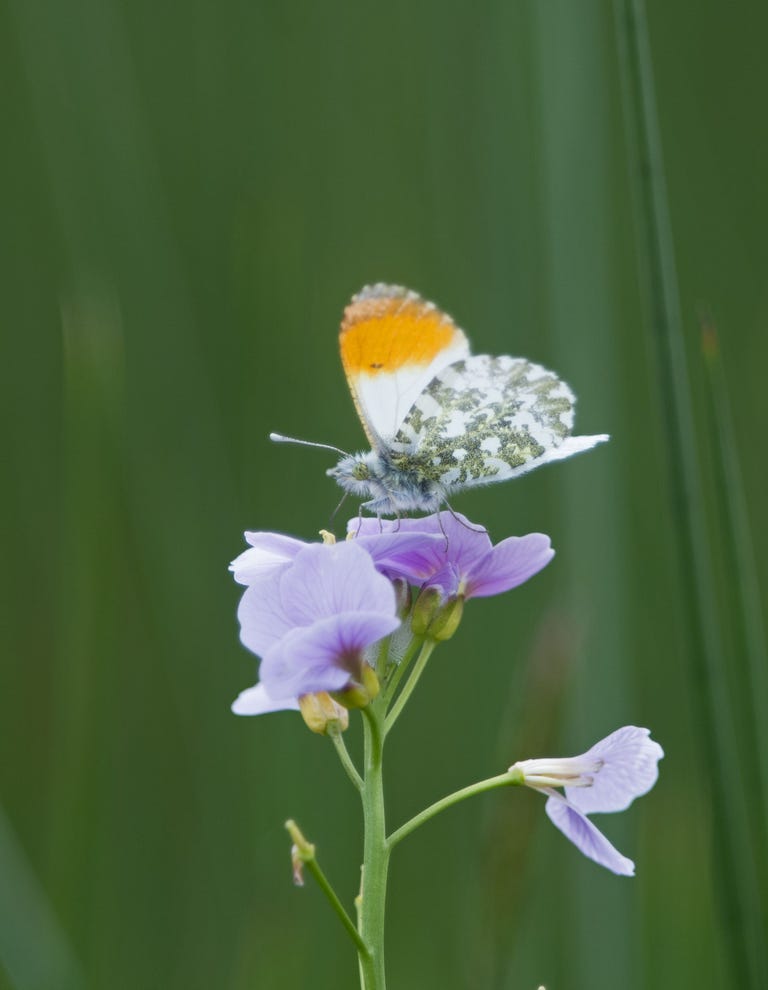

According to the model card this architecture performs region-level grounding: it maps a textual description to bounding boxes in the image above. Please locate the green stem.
[384,641,435,734]
[305,855,370,958]
[387,773,514,850]
[329,726,363,792]
[284,819,369,959]
[358,703,389,990]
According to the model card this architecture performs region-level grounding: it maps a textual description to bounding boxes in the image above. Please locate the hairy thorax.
[327,452,444,516]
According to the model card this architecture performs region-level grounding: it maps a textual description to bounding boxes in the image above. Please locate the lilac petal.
[349,512,493,581]
[237,576,294,657]
[566,726,664,815]
[279,542,396,628]
[231,683,300,716]
[354,512,491,559]
[348,516,442,538]
[230,532,306,585]
[428,511,494,570]
[420,563,462,598]
[465,533,554,598]
[354,531,448,583]
[260,611,399,698]
[545,794,635,876]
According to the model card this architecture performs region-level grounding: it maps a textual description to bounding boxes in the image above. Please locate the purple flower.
[348,511,554,599]
[230,528,445,588]
[232,682,300,716]
[509,726,664,876]
[230,532,307,586]
[233,541,400,709]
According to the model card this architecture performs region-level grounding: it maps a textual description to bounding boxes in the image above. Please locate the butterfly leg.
[348,504,364,537]
[436,509,450,552]
[328,490,350,531]
[443,499,487,535]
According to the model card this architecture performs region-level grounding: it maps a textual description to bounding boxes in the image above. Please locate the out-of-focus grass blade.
[614,1,767,986]
[530,4,634,987]
[700,314,768,860]
[0,807,84,990]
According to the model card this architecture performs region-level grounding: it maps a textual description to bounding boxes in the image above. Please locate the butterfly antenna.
[270,433,349,457]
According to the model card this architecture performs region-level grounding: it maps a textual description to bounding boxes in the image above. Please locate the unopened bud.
[428,596,464,641]
[290,844,305,886]
[411,587,464,641]
[298,692,350,734]
[410,586,442,637]
[332,661,380,709]
[285,819,315,886]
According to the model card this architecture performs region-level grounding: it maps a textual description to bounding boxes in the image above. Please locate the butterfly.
[273,284,608,517]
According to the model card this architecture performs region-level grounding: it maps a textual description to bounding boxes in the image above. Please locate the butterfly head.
[327,452,380,499]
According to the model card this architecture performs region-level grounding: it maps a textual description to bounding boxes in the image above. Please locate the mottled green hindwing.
[390,355,576,487]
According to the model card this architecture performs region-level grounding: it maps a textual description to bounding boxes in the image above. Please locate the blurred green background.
[2,0,766,987]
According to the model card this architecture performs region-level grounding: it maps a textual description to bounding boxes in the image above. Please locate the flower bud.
[410,586,442,637]
[290,844,305,886]
[285,818,315,886]
[411,587,464,641]
[428,596,464,641]
[332,661,380,709]
[298,692,350,735]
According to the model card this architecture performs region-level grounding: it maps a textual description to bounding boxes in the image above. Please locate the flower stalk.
[358,701,389,989]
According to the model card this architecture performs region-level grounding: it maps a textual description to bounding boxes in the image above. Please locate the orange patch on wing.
[340,294,460,376]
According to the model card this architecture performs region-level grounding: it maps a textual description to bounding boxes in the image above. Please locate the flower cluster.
[230,511,553,717]
[229,512,663,878]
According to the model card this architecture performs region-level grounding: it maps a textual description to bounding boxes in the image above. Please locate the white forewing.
[353,335,470,444]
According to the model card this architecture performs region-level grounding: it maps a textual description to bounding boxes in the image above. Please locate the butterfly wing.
[390,355,608,488]
[339,284,470,447]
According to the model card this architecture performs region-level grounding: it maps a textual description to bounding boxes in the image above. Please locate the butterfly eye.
[352,462,371,481]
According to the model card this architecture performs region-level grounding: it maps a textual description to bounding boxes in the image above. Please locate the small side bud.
[285,819,315,887]
[411,587,442,637]
[428,596,464,641]
[290,845,305,886]
[298,692,350,734]
[332,662,380,709]
[411,587,464,641]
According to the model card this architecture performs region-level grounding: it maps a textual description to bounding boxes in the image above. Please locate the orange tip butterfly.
[272,284,608,516]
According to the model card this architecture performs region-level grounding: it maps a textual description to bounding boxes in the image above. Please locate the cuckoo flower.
[231,528,445,588]
[233,541,400,709]
[349,511,554,599]
[509,726,664,876]
[232,682,301,717]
